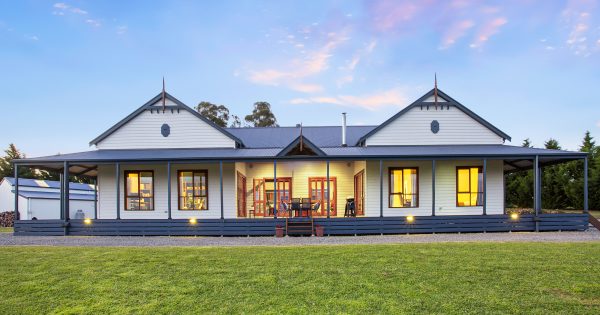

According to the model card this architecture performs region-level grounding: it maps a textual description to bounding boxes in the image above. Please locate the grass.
[0,227,12,233]
[1,243,599,314]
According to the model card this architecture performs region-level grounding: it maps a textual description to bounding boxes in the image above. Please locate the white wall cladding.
[95,109,236,149]
[97,163,235,219]
[365,159,504,216]
[365,106,505,146]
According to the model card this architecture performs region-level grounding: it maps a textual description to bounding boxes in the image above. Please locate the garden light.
[510,213,519,220]
[84,218,92,225]
[406,215,415,223]
[189,217,197,224]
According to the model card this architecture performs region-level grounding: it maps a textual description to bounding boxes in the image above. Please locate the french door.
[354,170,365,216]
[254,177,292,217]
[308,177,337,216]
[236,172,246,217]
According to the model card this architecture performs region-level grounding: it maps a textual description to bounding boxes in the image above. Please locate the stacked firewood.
[0,211,14,227]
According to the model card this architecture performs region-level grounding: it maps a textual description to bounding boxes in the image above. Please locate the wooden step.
[286,219,314,236]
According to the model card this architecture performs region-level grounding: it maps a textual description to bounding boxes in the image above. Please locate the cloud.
[247,30,350,93]
[469,17,507,49]
[71,8,87,15]
[116,25,127,35]
[53,3,69,10]
[25,35,39,41]
[367,0,430,32]
[288,87,407,111]
[439,19,475,49]
[85,19,101,27]
[561,0,599,56]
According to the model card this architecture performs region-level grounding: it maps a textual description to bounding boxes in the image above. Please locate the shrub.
[0,211,14,227]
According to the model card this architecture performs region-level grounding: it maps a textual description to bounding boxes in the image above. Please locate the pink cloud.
[439,19,475,49]
[288,87,407,111]
[367,0,433,32]
[470,17,507,49]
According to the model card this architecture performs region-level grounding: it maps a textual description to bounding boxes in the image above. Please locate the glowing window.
[178,170,208,210]
[389,168,418,208]
[125,171,154,211]
[456,167,483,207]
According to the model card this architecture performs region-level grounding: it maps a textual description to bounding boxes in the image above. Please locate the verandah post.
[220,160,224,220]
[63,161,70,235]
[93,177,98,219]
[533,155,540,232]
[431,160,435,216]
[59,171,64,220]
[326,160,330,219]
[167,161,172,219]
[483,159,487,215]
[14,164,19,221]
[379,159,383,218]
[584,156,588,213]
[273,160,277,219]
[116,162,120,220]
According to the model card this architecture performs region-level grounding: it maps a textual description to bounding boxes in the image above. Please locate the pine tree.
[0,144,36,181]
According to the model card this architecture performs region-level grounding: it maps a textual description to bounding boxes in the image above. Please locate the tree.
[522,138,532,148]
[195,102,230,128]
[244,102,278,127]
[505,138,534,209]
[544,138,561,150]
[0,144,36,181]
[230,115,242,128]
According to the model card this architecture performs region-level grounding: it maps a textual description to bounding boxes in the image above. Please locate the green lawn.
[0,227,13,233]
[1,243,599,314]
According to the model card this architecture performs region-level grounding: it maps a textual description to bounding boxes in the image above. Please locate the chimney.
[342,112,347,147]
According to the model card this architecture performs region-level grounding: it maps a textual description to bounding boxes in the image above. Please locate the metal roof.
[356,88,511,145]
[3,177,95,191]
[16,190,95,201]
[225,125,376,148]
[89,92,244,147]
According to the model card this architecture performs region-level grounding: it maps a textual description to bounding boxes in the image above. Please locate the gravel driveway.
[1,226,599,247]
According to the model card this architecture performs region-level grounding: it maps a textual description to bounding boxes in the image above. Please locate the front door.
[265,178,292,217]
[253,178,266,217]
[308,177,337,216]
[354,170,364,216]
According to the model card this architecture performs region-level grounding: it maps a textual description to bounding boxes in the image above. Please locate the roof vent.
[342,112,347,147]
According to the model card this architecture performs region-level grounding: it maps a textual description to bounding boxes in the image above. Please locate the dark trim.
[326,160,330,218]
[276,135,327,156]
[89,92,244,147]
[388,167,420,208]
[123,170,155,211]
[456,166,483,207]
[584,156,589,213]
[379,160,383,218]
[14,164,19,220]
[167,162,172,219]
[94,177,98,219]
[483,159,487,215]
[14,214,589,236]
[176,169,209,211]
[431,160,436,216]
[220,161,224,220]
[115,163,120,220]
[63,161,69,235]
[356,88,511,145]
[273,160,277,219]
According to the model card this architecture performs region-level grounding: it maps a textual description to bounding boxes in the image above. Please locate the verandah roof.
[14,145,587,177]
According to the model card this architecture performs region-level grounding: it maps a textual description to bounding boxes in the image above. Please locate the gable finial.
[299,122,303,152]
[162,77,166,113]
[434,73,438,109]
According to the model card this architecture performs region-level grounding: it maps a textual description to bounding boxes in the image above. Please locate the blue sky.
[1,0,599,157]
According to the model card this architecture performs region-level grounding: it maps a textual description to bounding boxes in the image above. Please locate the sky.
[1,0,599,157]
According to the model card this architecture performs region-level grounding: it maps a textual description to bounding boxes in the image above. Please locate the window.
[178,170,208,210]
[389,168,418,208]
[456,167,483,207]
[125,171,154,210]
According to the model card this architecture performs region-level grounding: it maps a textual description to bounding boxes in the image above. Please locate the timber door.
[308,177,337,216]
[237,172,246,217]
[253,179,266,217]
[354,170,364,216]
[265,178,292,217]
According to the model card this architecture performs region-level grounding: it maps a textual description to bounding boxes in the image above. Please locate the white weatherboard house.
[13,88,589,236]
[0,177,95,220]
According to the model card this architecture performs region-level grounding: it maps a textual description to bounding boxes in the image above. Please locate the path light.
[189,217,197,225]
[406,215,415,223]
[84,218,92,225]
[510,213,519,221]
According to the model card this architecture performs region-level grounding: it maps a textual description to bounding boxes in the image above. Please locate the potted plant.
[275,225,285,237]
[315,224,324,237]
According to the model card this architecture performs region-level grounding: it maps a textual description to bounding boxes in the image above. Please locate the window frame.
[455,166,483,207]
[124,170,155,211]
[388,167,419,208]
[177,170,209,211]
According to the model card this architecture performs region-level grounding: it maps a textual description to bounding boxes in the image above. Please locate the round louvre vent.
[161,124,170,137]
[431,120,439,134]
